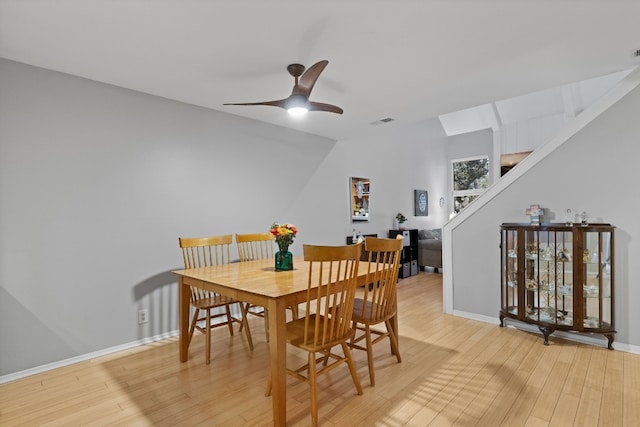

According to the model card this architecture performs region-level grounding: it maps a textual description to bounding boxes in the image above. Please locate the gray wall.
[447,73,640,351]
[0,59,450,377]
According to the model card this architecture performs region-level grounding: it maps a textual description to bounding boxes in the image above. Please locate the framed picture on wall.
[350,177,370,221]
[414,189,428,216]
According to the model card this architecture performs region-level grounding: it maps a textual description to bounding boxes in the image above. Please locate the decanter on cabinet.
[500,223,615,349]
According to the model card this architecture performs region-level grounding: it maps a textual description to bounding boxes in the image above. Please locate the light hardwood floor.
[1,272,639,426]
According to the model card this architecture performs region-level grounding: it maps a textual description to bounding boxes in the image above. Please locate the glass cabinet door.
[501,228,518,317]
[582,230,613,330]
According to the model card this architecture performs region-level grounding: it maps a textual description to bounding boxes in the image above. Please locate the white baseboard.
[452,309,639,355]
[0,330,179,385]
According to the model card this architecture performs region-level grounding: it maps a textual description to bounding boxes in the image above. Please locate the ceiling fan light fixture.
[288,106,308,116]
[286,95,309,116]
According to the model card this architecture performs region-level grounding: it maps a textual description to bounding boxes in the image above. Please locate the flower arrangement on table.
[270,222,298,251]
[270,222,298,270]
[395,213,407,223]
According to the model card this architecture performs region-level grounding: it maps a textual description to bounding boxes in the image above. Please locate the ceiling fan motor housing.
[287,64,306,78]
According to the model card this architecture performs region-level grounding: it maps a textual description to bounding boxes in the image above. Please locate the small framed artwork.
[350,177,370,222]
[414,190,428,216]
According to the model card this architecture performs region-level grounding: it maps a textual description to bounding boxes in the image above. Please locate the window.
[452,156,489,213]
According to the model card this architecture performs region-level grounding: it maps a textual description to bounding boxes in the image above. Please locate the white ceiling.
[1,0,639,141]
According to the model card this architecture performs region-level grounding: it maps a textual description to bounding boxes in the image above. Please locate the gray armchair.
[418,229,442,272]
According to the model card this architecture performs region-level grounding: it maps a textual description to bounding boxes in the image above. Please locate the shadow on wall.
[0,287,77,375]
[132,270,180,340]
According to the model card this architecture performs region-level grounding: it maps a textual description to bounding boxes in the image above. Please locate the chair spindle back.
[178,235,233,302]
[235,232,275,261]
[302,244,362,348]
[358,236,403,322]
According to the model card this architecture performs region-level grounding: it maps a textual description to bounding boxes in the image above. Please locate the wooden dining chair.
[266,243,363,427]
[349,236,403,386]
[235,232,298,340]
[178,235,253,364]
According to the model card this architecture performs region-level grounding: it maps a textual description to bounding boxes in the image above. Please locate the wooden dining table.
[173,256,397,426]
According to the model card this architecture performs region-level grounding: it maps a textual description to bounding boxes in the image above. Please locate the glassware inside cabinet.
[524,228,574,327]
[523,228,538,321]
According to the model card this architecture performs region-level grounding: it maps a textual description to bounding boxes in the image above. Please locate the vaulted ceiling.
[1,0,639,140]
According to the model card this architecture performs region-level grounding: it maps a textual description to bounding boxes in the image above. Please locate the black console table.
[345,233,377,261]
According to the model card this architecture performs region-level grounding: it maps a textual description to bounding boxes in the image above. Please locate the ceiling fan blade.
[294,60,328,97]
[308,101,343,115]
[223,99,288,109]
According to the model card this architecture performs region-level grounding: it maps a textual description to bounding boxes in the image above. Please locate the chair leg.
[308,351,319,427]
[205,308,211,365]
[364,325,375,386]
[320,345,330,367]
[225,304,234,336]
[188,309,199,347]
[385,319,402,363]
[239,302,254,351]
[239,302,249,332]
[290,304,299,320]
[265,374,272,397]
[341,342,363,395]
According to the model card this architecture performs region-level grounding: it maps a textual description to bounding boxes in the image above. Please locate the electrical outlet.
[138,309,149,324]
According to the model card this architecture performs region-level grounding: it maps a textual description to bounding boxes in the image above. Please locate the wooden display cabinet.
[500,223,615,349]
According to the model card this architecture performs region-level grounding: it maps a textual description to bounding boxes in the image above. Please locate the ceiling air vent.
[370,117,395,126]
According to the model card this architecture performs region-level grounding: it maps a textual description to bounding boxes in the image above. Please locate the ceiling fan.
[223,60,343,116]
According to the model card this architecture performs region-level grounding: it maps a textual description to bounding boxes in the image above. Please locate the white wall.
[0,59,450,378]
[295,118,451,242]
[445,69,640,351]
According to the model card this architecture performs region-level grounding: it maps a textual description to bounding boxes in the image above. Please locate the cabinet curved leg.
[499,314,505,327]
[605,334,615,350]
[538,325,554,345]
